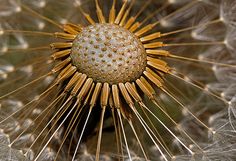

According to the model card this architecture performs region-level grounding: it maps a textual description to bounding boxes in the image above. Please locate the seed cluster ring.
[50,18,170,119]
[48,3,172,159]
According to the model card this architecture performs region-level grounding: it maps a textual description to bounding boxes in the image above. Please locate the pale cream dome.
[70,23,147,84]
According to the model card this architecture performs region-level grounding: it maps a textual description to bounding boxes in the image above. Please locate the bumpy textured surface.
[70,23,147,84]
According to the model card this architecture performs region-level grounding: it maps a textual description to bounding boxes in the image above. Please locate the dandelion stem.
[140,102,194,155]
[161,87,214,132]
[95,0,106,23]
[77,6,96,25]
[164,41,225,47]
[160,19,221,37]
[21,4,63,29]
[72,106,93,161]
[10,89,59,146]
[0,72,52,99]
[109,0,116,23]
[2,30,54,36]
[119,0,135,27]
[141,2,169,26]
[135,0,152,19]
[117,109,132,161]
[134,0,198,34]
[95,106,106,161]
[4,46,51,53]
[168,54,236,68]
[111,106,122,161]
[152,99,204,152]
[33,98,77,161]
[138,102,173,157]
[54,100,83,161]
[124,0,152,29]
[131,105,169,161]
[115,0,128,24]
[158,0,198,23]
[128,120,149,160]
[169,70,228,104]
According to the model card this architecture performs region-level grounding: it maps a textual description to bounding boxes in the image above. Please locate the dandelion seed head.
[183,76,190,82]
[191,31,198,39]
[38,147,57,160]
[211,129,216,135]
[159,93,169,101]
[0,46,8,53]
[33,95,40,101]
[0,130,10,144]
[43,76,54,85]
[0,99,23,114]
[0,61,14,76]
[160,19,172,28]
[220,92,225,98]
[14,133,36,145]
[59,18,68,25]
[208,115,217,125]
[220,0,236,27]
[15,6,21,13]
[0,30,3,35]
[223,39,228,45]
[182,108,189,116]
[168,0,177,4]
[188,144,196,150]
[71,23,147,84]
[204,84,210,91]
[53,127,64,141]
[32,108,42,115]
[212,65,217,72]
[25,149,34,160]
[14,124,21,133]
[73,0,82,7]
[219,15,225,23]
[224,27,236,53]
[37,21,45,30]
[100,155,112,161]
[22,119,34,128]
[198,54,205,61]
[38,1,46,8]
[46,59,53,64]
[21,42,29,49]
[0,72,7,80]
[159,154,168,161]
[20,65,33,75]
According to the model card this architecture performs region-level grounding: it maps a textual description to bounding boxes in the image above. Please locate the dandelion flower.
[0,0,236,161]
